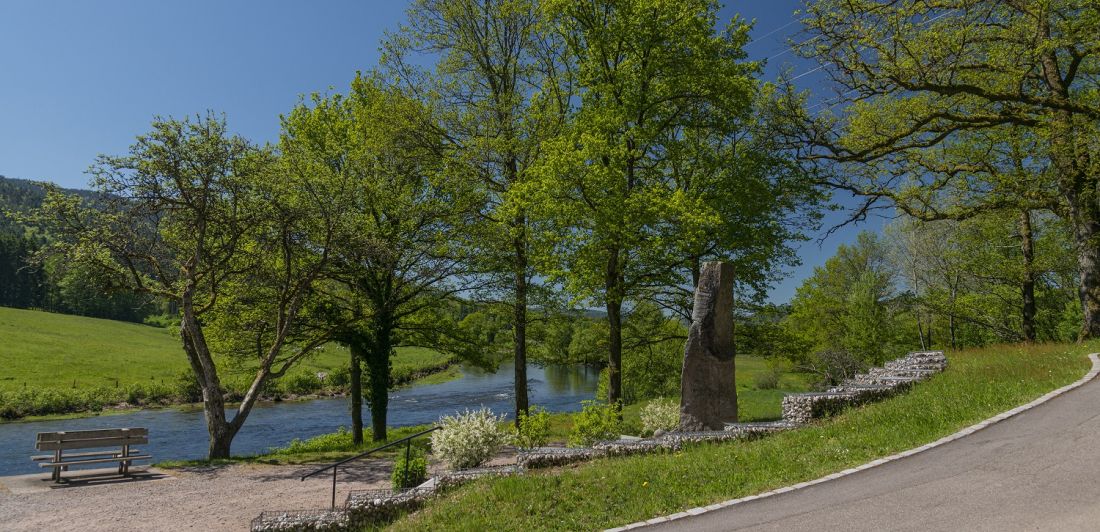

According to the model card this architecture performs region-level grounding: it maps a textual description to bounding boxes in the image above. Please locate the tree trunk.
[366,314,393,442]
[349,338,365,445]
[512,213,529,424]
[948,274,958,349]
[1070,211,1100,340]
[1039,44,1100,339]
[180,291,238,460]
[605,247,623,407]
[1018,210,1037,342]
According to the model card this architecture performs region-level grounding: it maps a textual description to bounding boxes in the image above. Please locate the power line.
[744,18,803,48]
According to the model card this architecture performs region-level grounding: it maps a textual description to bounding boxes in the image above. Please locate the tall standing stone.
[679,261,737,431]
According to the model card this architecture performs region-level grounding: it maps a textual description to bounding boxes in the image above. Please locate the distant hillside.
[0,175,96,233]
[0,176,155,321]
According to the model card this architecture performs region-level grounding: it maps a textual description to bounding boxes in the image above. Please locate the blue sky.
[0,0,874,304]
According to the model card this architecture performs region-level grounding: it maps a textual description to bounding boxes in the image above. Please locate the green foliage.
[568,400,621,447]
[392,448,429,490]
[282,373,322,396]
[783,232,908,373]
[752,364,781,391]
[511,406,552,449]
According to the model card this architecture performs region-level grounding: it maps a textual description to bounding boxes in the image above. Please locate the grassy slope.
[0,306,448,391]
[388,342,1096,531]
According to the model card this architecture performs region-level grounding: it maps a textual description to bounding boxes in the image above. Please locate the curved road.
[650,367,1100,531]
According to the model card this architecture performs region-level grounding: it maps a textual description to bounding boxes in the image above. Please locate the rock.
[679,261,738,431]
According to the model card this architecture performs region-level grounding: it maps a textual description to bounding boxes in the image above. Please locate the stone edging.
[608,352,1100,531]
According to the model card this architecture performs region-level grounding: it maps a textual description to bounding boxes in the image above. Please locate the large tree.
[281,76,482,442]
[382,0,568,421]
[786,0,1100,337]
[34,114,342,458]
[528,0,763,405]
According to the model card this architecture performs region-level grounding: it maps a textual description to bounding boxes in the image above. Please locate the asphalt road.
[650,370,1100,532]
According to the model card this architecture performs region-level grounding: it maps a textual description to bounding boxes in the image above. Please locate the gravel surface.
[0,461,397,531]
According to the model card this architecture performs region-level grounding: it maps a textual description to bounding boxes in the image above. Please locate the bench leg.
[52,450,62,482]
[119,444,130,476]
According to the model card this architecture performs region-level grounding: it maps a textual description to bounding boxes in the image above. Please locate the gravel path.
[0,460,398,531]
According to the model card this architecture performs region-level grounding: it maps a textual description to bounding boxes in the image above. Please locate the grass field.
[0,306,449,392]
[0,306,452,420]
[387,342,1096,531]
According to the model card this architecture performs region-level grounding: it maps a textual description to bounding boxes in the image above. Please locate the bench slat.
[36,436,148,451]
[32,450,142,461]
[38,455,152,468]
[36,428,148,441]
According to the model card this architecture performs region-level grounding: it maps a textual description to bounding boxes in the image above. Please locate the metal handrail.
[300,425,441,509]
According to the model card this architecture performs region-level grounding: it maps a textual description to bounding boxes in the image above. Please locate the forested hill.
[0,175,95,231]
[0,175,160,322]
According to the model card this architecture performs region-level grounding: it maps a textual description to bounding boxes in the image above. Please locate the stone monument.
[679,261,737,431]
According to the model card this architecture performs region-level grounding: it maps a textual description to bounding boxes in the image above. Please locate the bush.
[511,406,551,449]
[639,399,679,435]
[568,400,621,447]
[809,349,866,387]
[283,372,322,396]
[327,366,350,389]
[392,448,428,490]
[175,370,204,403]
[753,365,781,390]
[431,407,510,470]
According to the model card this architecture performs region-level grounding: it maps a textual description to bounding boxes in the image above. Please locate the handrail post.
[332,464,337,509]
[403,439,411,489]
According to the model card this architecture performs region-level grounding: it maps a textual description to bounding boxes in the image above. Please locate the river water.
[0,362,598,476]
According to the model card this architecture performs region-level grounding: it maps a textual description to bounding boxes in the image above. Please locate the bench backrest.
[35,428,149,451]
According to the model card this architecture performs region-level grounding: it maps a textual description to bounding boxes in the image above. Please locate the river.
[0,362,599,476]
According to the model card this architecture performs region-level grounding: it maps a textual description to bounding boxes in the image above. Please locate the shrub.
[431,407,510,470]
[639,399,679,435]
[568,400,621,447]
[175,370,204,403]
[392,448,428,490]
[283,372,322,396]
[327,366,350,389]
[511,406,551,449]
[753,365,781,390]
[810,349,866,387]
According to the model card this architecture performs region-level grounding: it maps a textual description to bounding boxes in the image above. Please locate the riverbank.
[0,360,460,424]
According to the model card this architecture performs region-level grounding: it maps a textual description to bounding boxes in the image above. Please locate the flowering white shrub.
[432,407,511,470]
[640,399,680,435]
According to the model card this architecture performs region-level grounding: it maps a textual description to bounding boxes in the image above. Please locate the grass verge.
[386,342,1096,531]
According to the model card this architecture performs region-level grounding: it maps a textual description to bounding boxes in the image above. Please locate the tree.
[886,211,1078,346]
[785,0,1100,337]
[530,0,759,405]
[784,231,905,370]
[382,0,569,421]
[281,76,482,442]
[34,114,341,458]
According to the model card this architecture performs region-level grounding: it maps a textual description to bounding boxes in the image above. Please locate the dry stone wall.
[782,351,946,424]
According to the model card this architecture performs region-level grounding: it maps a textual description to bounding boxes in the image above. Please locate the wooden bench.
[32,428,152,482]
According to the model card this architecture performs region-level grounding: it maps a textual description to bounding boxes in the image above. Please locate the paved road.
[651,372,1100,532]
